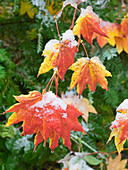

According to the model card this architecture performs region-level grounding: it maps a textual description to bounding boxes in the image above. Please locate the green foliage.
[0,125,15,138]
[90,44,118,63]
[0,0,128,169]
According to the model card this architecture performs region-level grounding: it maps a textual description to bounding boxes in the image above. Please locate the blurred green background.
[0,0,128,169]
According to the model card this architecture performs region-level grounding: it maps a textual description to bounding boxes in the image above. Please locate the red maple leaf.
[38,29,78,80]
[108,99,128,153]
[73,6,107,45]
[3,91,85,152]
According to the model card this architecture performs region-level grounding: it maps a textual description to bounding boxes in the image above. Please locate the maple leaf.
[121,16,128,37]
[38,29,78,80]
[107,154,127,170]
[73,6,107,46]
[69,56,112,95]
[3,91,85,152]
[114,36,128,54]
[107,99,128,153]
[93,20,121,48]
[20,0,37,19]
[61,91,97,122]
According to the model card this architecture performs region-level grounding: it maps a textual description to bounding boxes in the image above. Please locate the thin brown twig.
[81,40,89,58]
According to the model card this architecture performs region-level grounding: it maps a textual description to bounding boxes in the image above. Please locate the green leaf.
[0,66,6,79]
[90,45,117,63]
[0,125,15,138]
[69,156,94,170]
[84,155,102,165]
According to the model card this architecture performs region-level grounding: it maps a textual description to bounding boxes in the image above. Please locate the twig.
[81,40,89,58]
[71,134,106,159]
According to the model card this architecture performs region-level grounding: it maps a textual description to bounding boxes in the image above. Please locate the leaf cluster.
[0,0,128,169]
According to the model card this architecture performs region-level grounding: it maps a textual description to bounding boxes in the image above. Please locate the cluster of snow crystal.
[62,0,87,9]
[45,39,59,51]
[62,0,78,9]
[91,56,104,67]
[116,99,128,112]
[31,0,45,10]
[111,112,128,128]
[80,6,99,21]
[31,0,54,26]
[31,91,67,111]
[62,30,75,42]
[62,30,78,48]
[110,99,128,128]
[61,113,67,118]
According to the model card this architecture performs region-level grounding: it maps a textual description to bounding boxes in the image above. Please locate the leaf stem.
[43,72,56,95]
[55,75,59,96]
[71,134,106,159]
[54,17,61,42]
[70,8,77,29]
[81,40,89,58]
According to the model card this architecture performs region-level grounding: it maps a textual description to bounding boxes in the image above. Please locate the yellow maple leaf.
[107,128,126,153]
[73,6,107,45]
[20,0,37,19]
[62,93,97,122]
[115,36,128,54]
[38,30,78,80]
[69,56,112,95]
[107,154,127,170]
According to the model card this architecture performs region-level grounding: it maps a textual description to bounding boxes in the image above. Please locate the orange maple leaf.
[121,15,128,37]
[107,154,127,170]
[73,6,107,46]
[108,99,128,153]
[61,91,97,122]
[38,29,78,80]
[3,91,85,152]
[69,56,112,95]
[93,20,121,48]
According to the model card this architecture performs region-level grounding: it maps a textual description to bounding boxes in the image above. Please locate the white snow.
[62,0,87,9]
[62,29,78,48]
[91,56,104,67]
[70,41,78,48]
[110,112,128,128]
[62,29,75,42]
[116,99,128,112]
[44,39,59,52]
[61,113,67,118]
[31,91,67,111]
[80,6,99,21]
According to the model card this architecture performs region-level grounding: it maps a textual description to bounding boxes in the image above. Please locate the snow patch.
[44,39,59,51]
[62,29,75,42]
[31,91,67,111]
[116,99,128,112]
[62,29,78,47]
[61,113,67,118]
[80,6,99,21]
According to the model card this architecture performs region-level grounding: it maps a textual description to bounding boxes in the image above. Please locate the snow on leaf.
[108,99,128,153]
[73,6,107,46]
[3,91,85,152]
[38,30,78,80]
[62,91,97,122]
[107,154,127,170]
[69,56,112,95]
